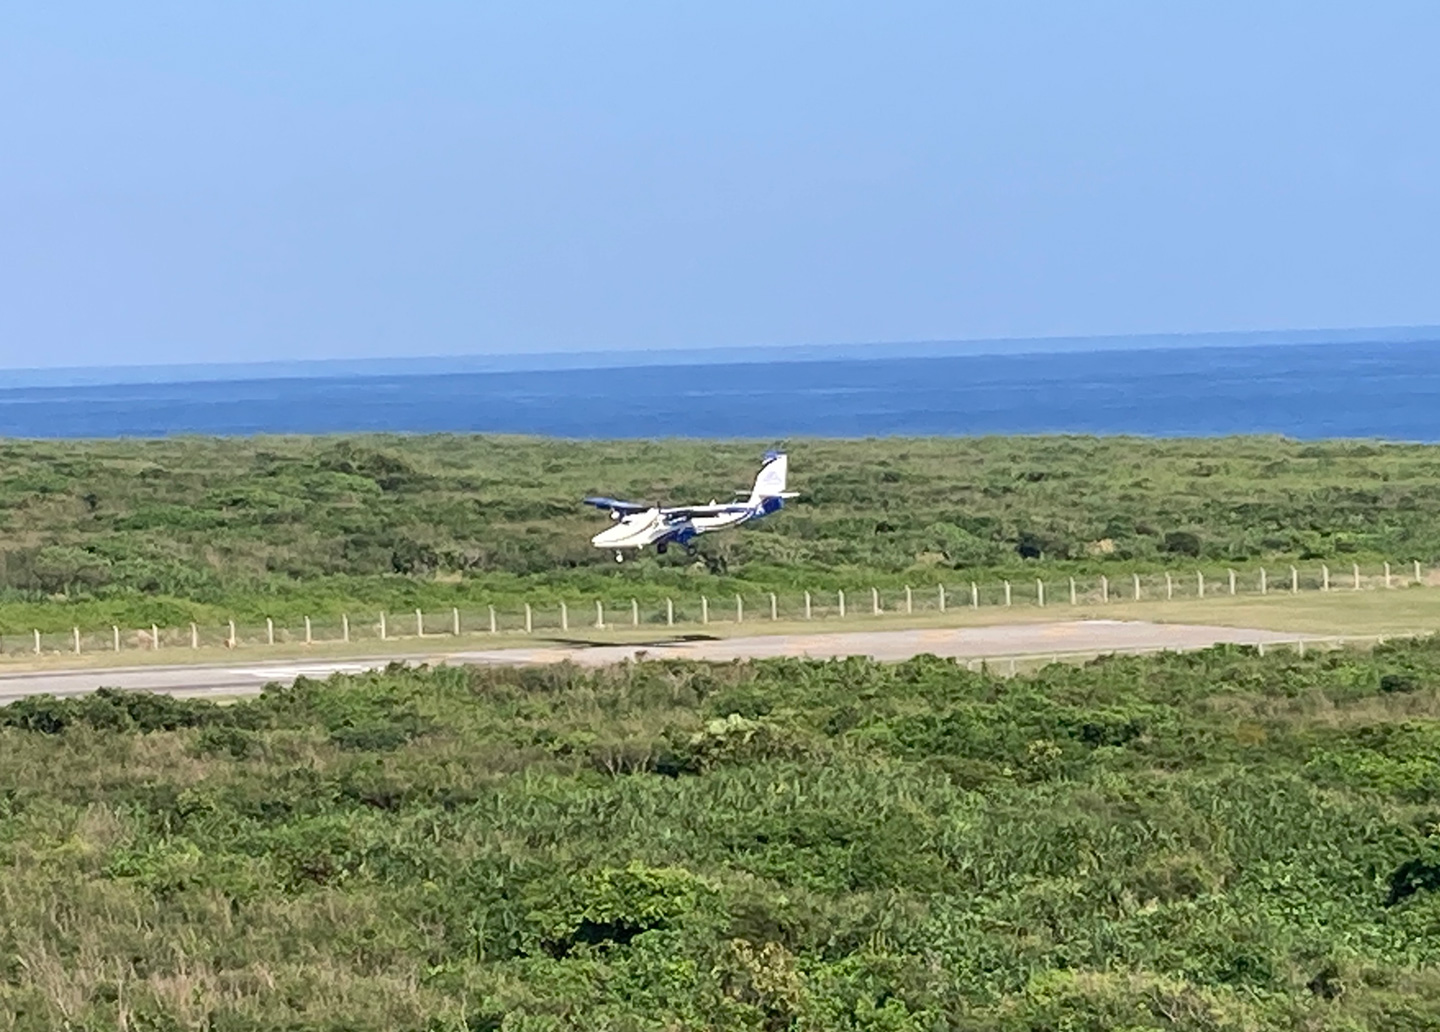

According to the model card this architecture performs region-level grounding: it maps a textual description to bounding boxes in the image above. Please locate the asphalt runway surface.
[0,619,1316,704]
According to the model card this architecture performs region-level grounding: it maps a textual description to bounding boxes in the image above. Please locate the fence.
[0,560,1432,659]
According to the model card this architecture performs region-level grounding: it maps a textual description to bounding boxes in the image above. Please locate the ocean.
[1,340,1437,440]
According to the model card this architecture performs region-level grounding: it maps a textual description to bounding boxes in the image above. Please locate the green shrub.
[3,433,1440,629]
[2,642,1440,1027]
[523,862,723,957]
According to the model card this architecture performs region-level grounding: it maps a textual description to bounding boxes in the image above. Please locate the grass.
[4,433,1440,632]
[1103,586,1440,636]
[8,432,1440,1028]
[6,641,1440,1028]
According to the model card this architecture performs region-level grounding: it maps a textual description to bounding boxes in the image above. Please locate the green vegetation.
[6,642,1440,1028]
[2,434,1440,632]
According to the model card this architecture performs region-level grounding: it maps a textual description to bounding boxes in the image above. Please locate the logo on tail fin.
[748,451,789,505]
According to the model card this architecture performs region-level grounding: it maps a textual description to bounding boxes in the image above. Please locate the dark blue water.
[2,341,1438,440]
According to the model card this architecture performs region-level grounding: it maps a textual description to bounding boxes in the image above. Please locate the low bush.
[2,641,1440,1027]
[2,433,1440,630]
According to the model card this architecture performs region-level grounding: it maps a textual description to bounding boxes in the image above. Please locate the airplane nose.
[592,525,624,546]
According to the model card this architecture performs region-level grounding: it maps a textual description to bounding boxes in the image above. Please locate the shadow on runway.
[535,633,720,648]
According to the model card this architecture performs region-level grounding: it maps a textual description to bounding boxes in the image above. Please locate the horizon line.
[4,323,1438,389]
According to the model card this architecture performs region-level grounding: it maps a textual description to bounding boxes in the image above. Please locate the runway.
[0,619,1312,704]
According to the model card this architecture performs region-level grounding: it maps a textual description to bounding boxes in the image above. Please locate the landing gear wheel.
[614,551,624,563]
[656,542,668,555]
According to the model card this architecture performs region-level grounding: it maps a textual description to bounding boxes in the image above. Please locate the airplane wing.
[583,496,651,515]
[658,503,754,518]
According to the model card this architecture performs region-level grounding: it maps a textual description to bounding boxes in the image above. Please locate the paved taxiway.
[0,619,1316,704]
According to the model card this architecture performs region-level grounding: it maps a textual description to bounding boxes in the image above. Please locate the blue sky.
[2,2,1437,369]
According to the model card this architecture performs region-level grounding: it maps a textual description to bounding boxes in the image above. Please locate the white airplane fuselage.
[584,451,793,560]
[590,507,755,553]
[590,509,676,551]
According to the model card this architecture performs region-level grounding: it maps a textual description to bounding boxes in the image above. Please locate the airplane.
[583,451,796,561]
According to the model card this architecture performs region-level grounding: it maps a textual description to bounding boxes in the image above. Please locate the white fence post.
[701,596,709,624]
[905,585,913,614]
[1134,573,1141,601]
[73,627,81,655]
[1229,569,1236,596]
[266,618,274,646]
[489,606,498,634]
[1197,571,1205,599]
[453,607,461,635]
[229,619,237,648]
[1416,560,1424,584]
[342,614,350,643]
[1037,580,1045,607]
[1322,565,1330,592]
[151,624,159,650]
[632,599,640,626]
[416,609,424,637]
[736,595,744,623]
[113,626,120,652]
[838,590,845,618]
[1070,578,1077,605]
[527,603,535,633]
[971,582,979,608]
[595,601,605,629]
[1101,575,1109,603]
[1260,568,1267,595]
[938,585,946,613]
[1385,562,1393,588]
[560,602,569,631]
[666,598,674,626]
[1166,572,1173,600]
[872,587,880,615]
[770,592,778,621]
[33,629,40,655]
[1292,566,1299,594]
[1004,581,1012,607]
[1353,563,1361,590]
[191,622,199,649]
[381,612,389,640]
[304,617,312,645]
[805,591,812,620]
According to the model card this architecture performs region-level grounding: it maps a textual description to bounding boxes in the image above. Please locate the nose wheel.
[614,551,625,563]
